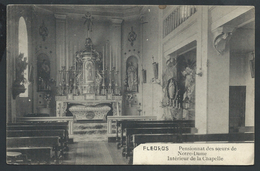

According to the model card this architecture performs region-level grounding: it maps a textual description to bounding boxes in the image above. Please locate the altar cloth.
[69,105,111,120]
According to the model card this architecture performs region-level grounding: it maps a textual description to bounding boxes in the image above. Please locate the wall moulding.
[54,14,67,20]
[111,18,124,24]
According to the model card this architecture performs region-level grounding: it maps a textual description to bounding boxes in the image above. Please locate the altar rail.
[16,117,74,135]
[107,116,157,136]
[163,5,197,38]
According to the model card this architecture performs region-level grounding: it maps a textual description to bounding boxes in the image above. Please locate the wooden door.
[229,86,246,133]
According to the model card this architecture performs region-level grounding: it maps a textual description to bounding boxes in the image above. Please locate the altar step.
[72,121,108,142]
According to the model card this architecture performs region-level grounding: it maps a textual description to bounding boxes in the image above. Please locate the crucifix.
[83,12,94,37]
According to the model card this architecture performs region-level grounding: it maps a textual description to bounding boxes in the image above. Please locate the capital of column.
[54,14,67,20]
[111,18,123,25]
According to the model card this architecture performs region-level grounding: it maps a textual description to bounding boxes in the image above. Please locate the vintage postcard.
[6,5,254,165]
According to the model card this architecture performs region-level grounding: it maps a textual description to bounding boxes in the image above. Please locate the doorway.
[229,86,246,133]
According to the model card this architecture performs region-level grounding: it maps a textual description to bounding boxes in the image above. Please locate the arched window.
[18,17,28,97]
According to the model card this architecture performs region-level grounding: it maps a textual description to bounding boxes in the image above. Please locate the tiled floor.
[62,141,128,165]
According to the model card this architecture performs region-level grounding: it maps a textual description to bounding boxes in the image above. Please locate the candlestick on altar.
[115,46,117,71]
[108,69,113,94]
[59,70,63,95]
[114,70,119,95]
[73,70,77,95]
[102,46,105,71]
[66,70,70,95]
[106,40,108,70]
[101,70,106,95]
[110,45,112,71]
[107,45,113,94]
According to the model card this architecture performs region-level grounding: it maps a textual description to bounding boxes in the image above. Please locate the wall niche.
[125,55,138,92]
[37,53,51,91]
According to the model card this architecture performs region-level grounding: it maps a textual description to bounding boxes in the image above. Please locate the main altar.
[55,95,122,120]
[55,37,122,120]
[54,13,122,121]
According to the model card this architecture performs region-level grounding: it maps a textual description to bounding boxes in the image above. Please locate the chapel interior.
[6,5,255,165]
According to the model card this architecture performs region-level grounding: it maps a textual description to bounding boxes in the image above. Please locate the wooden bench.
[7,124,70,150]
[132,132,255,147]
[117,120,194,140]
[7,124,69,139]
[7,147,52,164]
[123,127,195,158]
[6,136,61,164]
[126,132,255,165]
[7,130,65,138]
[16,116,74,135]
[7,129,67,152]
[117,120,195,148]
[6,151,30,164]
[107,116,157,138]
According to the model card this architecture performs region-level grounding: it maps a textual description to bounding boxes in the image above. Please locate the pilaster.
[55,14,67,84]
[110,18,123,89]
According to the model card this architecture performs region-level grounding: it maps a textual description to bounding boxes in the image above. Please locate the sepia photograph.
[6,4,255,165]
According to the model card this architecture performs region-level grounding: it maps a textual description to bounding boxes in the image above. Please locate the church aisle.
[62,141,128,165]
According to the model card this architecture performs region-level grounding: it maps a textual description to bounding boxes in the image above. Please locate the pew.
[7,129,67,152]
[126,132,255,165]
[7,130,65,138]
[7,147,52,164]
[107,115,157,140]
[7,124,70,150]
[132,132,255,147]
[117,120,194,140]
[117,120,195,148]
[7,123,68,132]
[123,127,194,158]
[6,136,61,164]
[16,116,74,136]
[6,151,30,164]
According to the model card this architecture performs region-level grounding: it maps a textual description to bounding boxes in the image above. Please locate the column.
[55,14,67,85]
[111,18,123,89]
[195,7,209,134]
[206,15,234,134]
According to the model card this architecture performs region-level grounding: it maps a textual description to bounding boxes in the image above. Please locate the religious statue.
[12,53,28,99]
[37,54,51,91]
[83,12,94,33]
[162,55,178,107]
[85,38,93,52]
[95,72,102,94]
[182,65,196,105]
[68,66,75,94]
[126,62,138,92]
[85,62,93,81]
